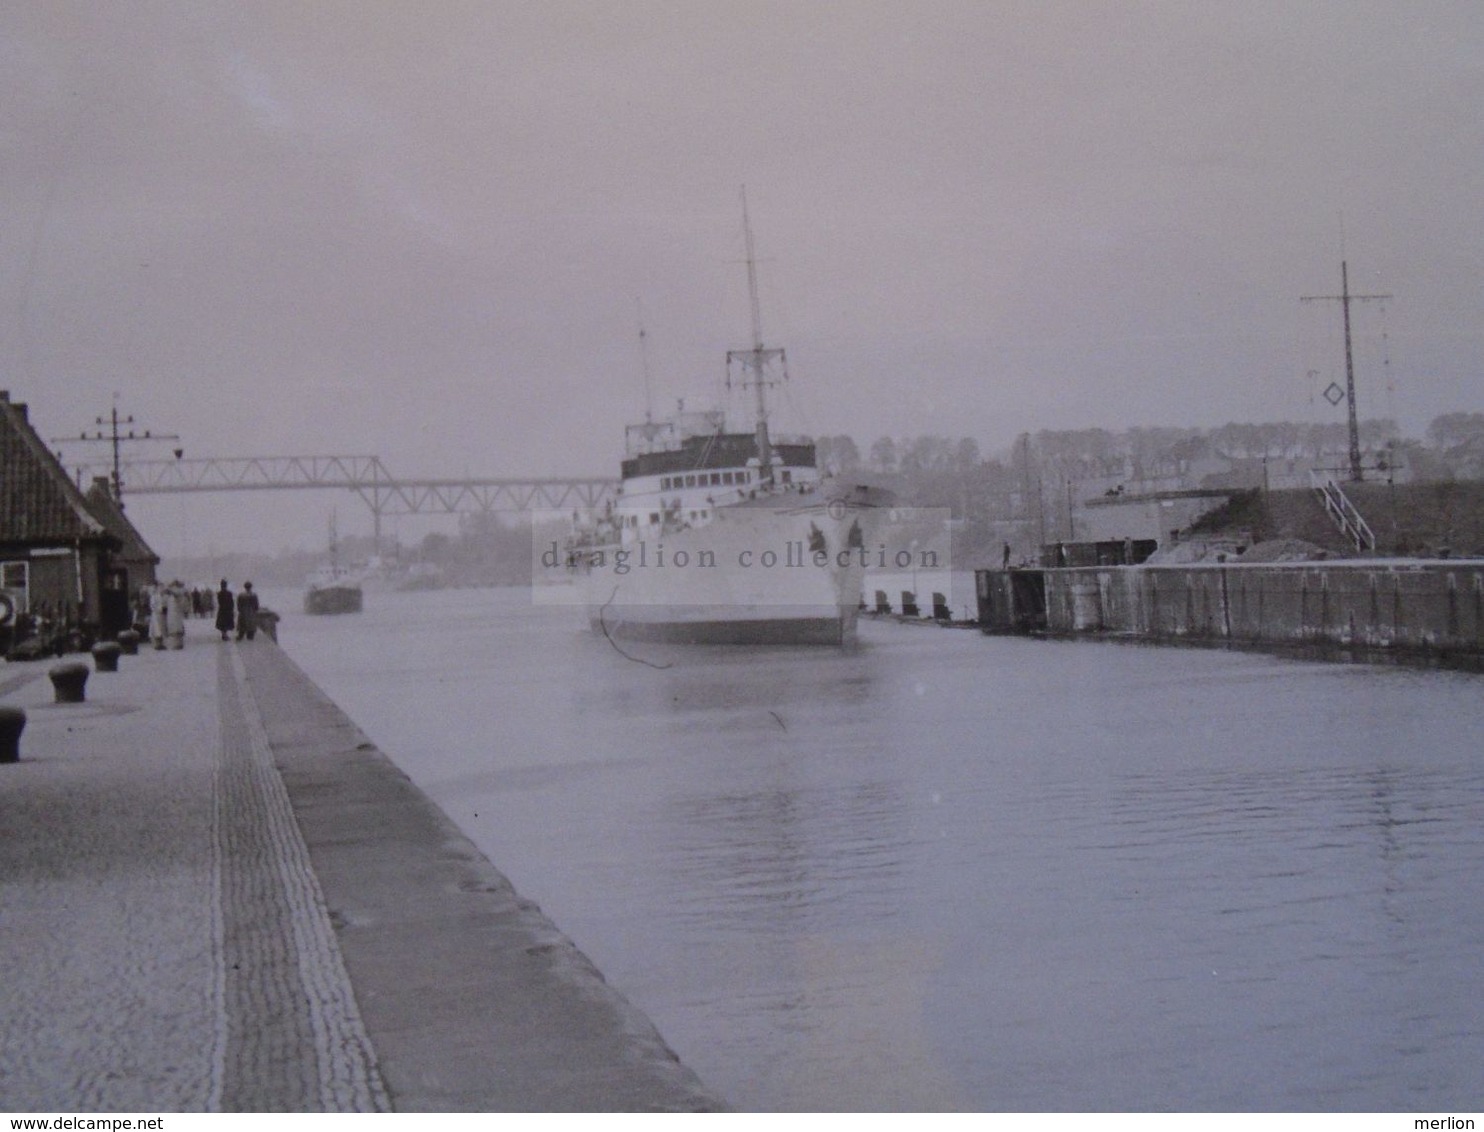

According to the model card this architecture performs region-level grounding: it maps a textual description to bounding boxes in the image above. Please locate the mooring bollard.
[257,609,280,643]
[117,629,140,655]
[91,641,122,672]
[0,705,25,764]
[49,661,89,704]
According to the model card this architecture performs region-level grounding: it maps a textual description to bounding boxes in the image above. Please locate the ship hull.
[576,487,886,646]
[303,585,363,615]
[591,605,855,646]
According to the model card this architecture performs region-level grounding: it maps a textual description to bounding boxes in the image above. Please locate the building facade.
[0,391,151,645]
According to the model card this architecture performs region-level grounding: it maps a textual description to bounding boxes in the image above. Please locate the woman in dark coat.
[215,580,235,641]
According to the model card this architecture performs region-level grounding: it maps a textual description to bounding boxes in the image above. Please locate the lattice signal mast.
[1301,261,1391,482]
[52,401,181,507]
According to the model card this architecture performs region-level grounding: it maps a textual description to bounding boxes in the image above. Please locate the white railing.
[1309,470,1376,553]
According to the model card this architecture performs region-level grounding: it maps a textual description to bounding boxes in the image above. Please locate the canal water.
[273,586,1484,1111]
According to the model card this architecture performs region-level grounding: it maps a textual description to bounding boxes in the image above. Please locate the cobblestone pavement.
[3,636,231,1109]
[1,628,722,1112]
[213,646,388,1111]
[0,635,386,1111]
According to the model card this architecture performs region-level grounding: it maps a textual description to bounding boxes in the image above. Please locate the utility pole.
[1302,261,1391,482]
[1018,432,1046,553]
[52,400,181,508]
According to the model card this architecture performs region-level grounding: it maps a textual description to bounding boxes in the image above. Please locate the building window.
[1,560,28,614]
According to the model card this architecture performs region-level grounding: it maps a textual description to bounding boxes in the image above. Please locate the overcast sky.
[3,2,1482,557]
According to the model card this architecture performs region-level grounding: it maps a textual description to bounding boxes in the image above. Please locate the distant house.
[0,390,142,640]
[1443,434,1484,481]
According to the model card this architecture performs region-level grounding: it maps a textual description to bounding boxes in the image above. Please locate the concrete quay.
[976,559,1484,666]
[0,628,724,1112]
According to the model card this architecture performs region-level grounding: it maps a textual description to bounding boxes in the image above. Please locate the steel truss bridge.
[72,455,617,545]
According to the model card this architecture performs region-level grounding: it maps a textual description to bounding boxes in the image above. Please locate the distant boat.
[304,568,363,615]
[304,515,364,615]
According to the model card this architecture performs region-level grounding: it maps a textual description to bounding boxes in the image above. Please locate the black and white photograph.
[2,1,1482,1118]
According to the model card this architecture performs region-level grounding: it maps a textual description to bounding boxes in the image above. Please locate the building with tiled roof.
[84,477,160,601]
[1,390,128,643]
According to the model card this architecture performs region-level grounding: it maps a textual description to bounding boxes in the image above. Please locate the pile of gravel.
[1235,538,1332,563]
[1146,538,1245,564]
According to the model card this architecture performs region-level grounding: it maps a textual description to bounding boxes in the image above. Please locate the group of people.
[137,579,259,649]
[175,584,226,618]
[212,579,260,642]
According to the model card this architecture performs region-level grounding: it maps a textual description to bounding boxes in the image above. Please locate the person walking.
[215,579,235,641]
[235,581,260,641]
[148,583,168,650]
[165,580,188,649]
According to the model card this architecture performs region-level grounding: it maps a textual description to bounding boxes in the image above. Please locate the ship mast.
[636,297,655,425]
[727,188,786,486]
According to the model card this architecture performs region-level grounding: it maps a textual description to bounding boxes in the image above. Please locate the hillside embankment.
[1185,482,1484,559]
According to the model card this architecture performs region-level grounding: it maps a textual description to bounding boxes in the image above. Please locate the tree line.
[814,412,1484,559]
[819,413,1484,487]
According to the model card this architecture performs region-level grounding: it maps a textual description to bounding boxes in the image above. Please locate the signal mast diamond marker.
[1323,381,1346,406]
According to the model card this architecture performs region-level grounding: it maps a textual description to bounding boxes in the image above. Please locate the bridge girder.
[73,455,618,517]
[347,479,616,515]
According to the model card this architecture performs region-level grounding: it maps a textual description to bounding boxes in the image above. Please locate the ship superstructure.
[566,198,892,645]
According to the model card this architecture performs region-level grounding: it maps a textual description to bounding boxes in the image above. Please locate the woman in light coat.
[148,584,169,650]
[165,580,187,649]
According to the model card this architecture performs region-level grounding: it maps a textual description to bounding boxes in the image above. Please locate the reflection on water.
[277,587,1484,1111]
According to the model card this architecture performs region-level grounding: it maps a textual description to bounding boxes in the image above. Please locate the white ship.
[567,203,893,645]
